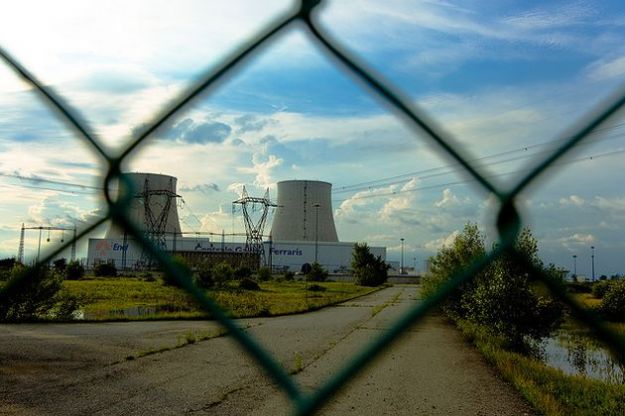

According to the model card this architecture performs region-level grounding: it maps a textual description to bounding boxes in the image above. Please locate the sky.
[1,0,625,277]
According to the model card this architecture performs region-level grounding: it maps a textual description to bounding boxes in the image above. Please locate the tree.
[421,223,485,316]
[351,243,389,287]
[422,223,563,352]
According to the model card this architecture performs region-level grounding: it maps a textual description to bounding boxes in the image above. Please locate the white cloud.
[237,153,283,189]
[558,233,596,248]
[559,195,585,206]
[586,56,625,82]
[423,230,459,252]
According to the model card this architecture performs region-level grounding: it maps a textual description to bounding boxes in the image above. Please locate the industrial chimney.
[105,172,182,239]
[270,180,339,242]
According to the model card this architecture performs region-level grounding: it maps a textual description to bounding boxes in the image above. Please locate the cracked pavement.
[0,285,534,415]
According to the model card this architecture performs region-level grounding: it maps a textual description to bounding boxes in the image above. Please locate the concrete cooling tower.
[271,180,339,242]
[105,172,182,239]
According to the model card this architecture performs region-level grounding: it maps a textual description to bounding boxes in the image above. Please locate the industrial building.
[87,175,386,272]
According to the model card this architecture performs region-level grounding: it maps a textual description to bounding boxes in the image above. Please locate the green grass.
[63,278,378,321]
[456,319,625,416]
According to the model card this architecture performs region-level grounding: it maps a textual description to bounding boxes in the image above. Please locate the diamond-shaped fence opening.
[2,1,625,415]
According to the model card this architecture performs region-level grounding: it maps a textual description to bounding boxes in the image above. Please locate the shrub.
[65,260,85,280]
[141,272,156,282]
[601,280,625,320]
[592,280,614,299]
[195,263,214,289]
[305,262,328,282]
[567,282,592,293]
[233,266,252,280]
[0,266,64,321]
[239,278,260,291]
[212,262,234,287]
[351,243,389,287]
[307,284,326,292]
[257,267,272,282]
[162,256,192,287]
[284,271,295,281]
[53,258,67,273]
[94,262,117,277]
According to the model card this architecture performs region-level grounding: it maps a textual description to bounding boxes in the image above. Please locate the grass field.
[63,278,379,321]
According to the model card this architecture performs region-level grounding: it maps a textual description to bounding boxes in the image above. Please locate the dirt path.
[0,285,534,415]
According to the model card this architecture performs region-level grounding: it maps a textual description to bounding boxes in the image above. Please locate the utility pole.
[314,203,320,264]
[400,238,405,275]
[572,254,577,279]
[591,246,595,281]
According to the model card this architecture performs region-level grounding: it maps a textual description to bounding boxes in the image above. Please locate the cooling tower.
[271,180,339,242]
[105,172,182,239]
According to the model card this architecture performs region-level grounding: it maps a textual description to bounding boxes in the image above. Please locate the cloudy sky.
[1,0,625,276]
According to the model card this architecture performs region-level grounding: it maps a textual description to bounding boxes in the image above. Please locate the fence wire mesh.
[2,0,625,414]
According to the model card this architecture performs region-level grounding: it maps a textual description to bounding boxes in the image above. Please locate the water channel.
[540,324,625,384]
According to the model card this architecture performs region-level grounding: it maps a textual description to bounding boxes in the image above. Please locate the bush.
[195,263,214,289]
[352,243,389,287]
[307,284,326,292]
[65,260,85,280]
[305,262,328,282]
[284,271,295,281]
[94,262,117,277]
[212,262,234,287]
[0,266,64,321]
[239,278,260,291]
[234,266,252,280]
[601,280,625,320]
[162,256,192,287]
[141,272,156,282]
[592,280,615,299]
[257,267,272,282]
[567,282,592,293]
[422,223,563,352]
[53,258,67,273]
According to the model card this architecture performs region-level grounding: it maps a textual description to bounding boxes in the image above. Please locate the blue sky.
[1,0,625,277]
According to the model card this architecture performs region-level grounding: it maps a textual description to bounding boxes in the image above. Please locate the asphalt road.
[0,285,534,415]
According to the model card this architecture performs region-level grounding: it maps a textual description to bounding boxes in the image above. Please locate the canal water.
[540,326,625,384]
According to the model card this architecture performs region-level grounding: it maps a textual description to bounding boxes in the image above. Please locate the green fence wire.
[2,0,625,414]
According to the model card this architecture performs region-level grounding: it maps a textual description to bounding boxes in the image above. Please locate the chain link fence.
[2,0,625,414]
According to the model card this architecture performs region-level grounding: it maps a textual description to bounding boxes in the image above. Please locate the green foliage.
[0,257,17,269]
[422,223,563,351]
[65,260,85,280]
[421,223,485,316]
[0,266,65,321]
[257,267,271,282]
[592,280,614,299]
[233,266,252,280]
[212,262,234,287]
[600,280,625,320]
[351,242,389,287]
[284,271,295,281]
[162,255,192,288]
[306,284,326,292]
[94,262,117,277]
[195,265,214,289]
[305,262,328,282]
[239,277,261,291]
[53,258,67,273]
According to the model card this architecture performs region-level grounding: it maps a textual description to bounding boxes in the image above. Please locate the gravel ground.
[0,285,535,415]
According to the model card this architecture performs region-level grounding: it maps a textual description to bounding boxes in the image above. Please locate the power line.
[332,147,625,205]
[333,121,625,193]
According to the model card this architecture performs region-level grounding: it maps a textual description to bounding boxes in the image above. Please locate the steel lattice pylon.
[233,186,276,267]
[136,177,180,268]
